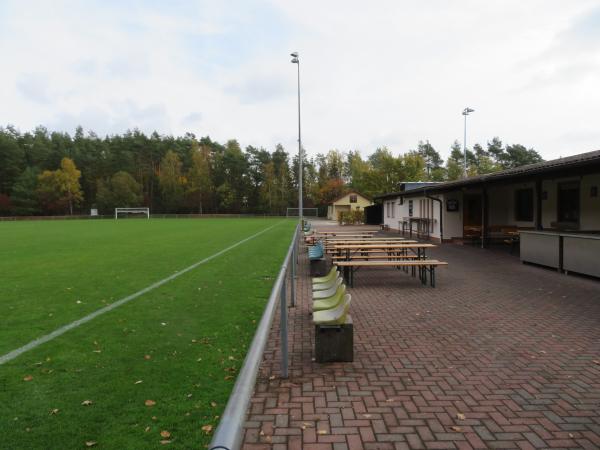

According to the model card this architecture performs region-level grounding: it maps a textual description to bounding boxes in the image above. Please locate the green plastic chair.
[313,284,346,311]
[312,267,338,285]
[313,294,352,325]
[313,277,343,299]
[312,275,342,292]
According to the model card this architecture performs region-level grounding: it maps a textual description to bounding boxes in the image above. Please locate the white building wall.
[442,191,463,240]
[382,197,401,229]
[383,194,444,241]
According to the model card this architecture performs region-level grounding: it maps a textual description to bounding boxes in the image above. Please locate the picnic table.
[330,243,442,287]
[325,239,417,251]
[331,243,435,260]
[317,230,377,235]
[319,234,376,239]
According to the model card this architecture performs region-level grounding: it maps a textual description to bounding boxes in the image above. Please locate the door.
[463,194,482,238]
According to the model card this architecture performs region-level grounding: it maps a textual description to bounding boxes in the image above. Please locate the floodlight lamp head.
[291,57,299,64]
[462,107,475,115]
[290,52,298,57]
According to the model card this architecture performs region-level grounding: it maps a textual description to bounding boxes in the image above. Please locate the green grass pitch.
[0,218,296,449]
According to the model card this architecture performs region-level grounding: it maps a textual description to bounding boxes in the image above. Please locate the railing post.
[280,273,289,378]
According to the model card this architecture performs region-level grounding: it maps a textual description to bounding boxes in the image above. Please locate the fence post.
[280,273,289,378]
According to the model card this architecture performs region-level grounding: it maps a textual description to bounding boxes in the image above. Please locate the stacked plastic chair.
[311,267,353,362]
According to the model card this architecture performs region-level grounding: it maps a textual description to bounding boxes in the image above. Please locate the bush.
[337,209,364,225]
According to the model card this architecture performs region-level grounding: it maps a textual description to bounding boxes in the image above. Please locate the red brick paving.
[242,228,600,449]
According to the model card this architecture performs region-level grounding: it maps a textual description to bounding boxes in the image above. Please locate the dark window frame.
[557,181,580,224]
[514,188,534,222]
[349,194,357,203]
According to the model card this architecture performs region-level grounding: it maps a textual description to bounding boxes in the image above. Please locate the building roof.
[329,190,373,205]
[375,149,600,200]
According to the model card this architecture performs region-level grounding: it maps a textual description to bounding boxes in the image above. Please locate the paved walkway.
[243,230,600,449]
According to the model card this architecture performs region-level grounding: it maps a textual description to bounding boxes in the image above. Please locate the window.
[349,194,357,203]
[515,188,534,222]
[386,201,390,218]
[391,202,395,218]
[558,182,580,223]
[408,200,413,217]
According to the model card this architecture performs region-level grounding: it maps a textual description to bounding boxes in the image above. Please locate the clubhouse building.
[376,150,600,277]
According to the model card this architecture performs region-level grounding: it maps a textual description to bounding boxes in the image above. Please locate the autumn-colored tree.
[37,157,83,214]
[318,178,346,205]
[159,150,186,212]
[187,143,212,213]
[260,161,276,212]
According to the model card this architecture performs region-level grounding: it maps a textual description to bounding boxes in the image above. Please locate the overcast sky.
[1,0,599,161]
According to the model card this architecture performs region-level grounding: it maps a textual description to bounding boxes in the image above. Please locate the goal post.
[115,207,150,219]
[286,208,319,218]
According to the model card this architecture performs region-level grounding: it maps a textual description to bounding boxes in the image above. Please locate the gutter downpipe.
[425,189,443,243]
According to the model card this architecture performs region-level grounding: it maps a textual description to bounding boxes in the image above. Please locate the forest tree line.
[0,125,544,216]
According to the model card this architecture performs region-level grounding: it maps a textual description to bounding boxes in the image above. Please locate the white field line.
[0,221,283,365]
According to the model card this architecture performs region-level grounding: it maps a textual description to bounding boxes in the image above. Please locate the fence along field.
[0,217,296,449]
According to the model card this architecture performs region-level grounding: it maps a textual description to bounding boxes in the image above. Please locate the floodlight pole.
[291,52,303,226]
[462,107,474,178]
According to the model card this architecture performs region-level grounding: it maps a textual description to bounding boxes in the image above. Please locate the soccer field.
[0,218,296,449]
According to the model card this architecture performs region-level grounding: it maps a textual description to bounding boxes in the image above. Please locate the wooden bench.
[334,260,448,287]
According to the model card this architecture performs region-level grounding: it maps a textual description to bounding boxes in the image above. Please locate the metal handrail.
[209,223,300,450]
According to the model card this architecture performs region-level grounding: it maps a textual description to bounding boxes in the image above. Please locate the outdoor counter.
[520,231,600,278]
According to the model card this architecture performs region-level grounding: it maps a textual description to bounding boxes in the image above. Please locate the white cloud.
[1,0,599,161]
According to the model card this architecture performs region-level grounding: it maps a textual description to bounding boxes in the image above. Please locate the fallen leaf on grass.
[49,409,59,415]
[450,426,462,432]
[85,441,97,447]
[134,380,143,385]
[81,400,93,406]
[160,440,171,444]
[456,413,466,420]
[210,402,217,408]
[145,400,156,407]
[224,376,233,380]
[201,424,213,434]
[145,427,151,432]
[160,430,171,438]
[23,375,33,382]
[144,355,152,360]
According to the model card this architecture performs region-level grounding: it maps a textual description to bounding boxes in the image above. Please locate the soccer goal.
[115,207,150,219]
[286,208,319,218]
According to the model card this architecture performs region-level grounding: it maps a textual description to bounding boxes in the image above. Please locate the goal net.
[115,207,150,219]
[286,208,319,218]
